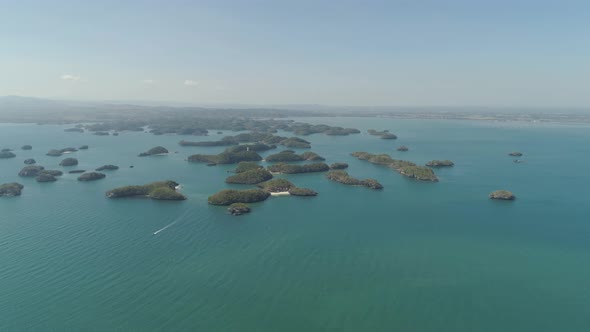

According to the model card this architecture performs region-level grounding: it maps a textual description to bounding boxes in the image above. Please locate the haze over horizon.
[2,0,589,107]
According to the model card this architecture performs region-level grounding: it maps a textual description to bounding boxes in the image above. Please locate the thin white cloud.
[142,79,156,84]
[61,74,81,81]
[184,80,198,86]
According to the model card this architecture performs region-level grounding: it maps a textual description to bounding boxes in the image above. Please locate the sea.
[1,117,589,331]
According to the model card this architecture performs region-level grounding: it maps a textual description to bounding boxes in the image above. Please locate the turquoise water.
[1,118,589,331]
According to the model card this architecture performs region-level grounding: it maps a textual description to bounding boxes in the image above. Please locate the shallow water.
[1,118,589,331]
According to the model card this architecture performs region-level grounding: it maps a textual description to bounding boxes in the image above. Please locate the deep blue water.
[1,118,589,331]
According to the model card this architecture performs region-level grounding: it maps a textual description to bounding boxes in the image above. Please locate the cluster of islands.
[1,118,520,214]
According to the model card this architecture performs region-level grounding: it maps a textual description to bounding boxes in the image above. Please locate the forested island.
[265,150,324,162]
[208,189,270,205]
[0,183,24,197]
[188,150,262,165]
[329,162,349,170]
[0,151,16,158]
[139,146,168,157]
[368,129,397,139]
[225,168,273,184]
[78,172,106,181]
[59,158,79,166]
[489,190,516,200]
[426,160,454,167]
[267,162,330,174]
[351,152,438,182]
[106,181,186,200]
[326,170,383,190]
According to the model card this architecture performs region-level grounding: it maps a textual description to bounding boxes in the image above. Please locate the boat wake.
[153,210,190,235]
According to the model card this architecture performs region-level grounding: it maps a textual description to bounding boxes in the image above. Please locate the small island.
[225,168,273,184]
[59,158,79,166]
[267,162,330,174]
[0,183,24,197]
[208,189,270,205]
[0,151,16,159]
[232,161,263,173]
[288,187,318,196]
[36,173,57,183]
[326,170,383,190]
[40,170,63,176]
[228,203,251,215]
[64,127,84,133]
[46,147,77,157]
[489,190,516,200]
[139,146,168,157]
[351,152,438,182]
[397,146,409,152]
[78,172,106,181]
[426,160,454,167]
[329,162,349,170]
[280,137,311,149]
[79,145,89,150]
[96,165,119,171]
[257,178,296,193]
[21,145,32,150]
[188,150,262,165]
[24,158,36,165]
[69,170,86,174]
[508,152,523,157]
[368,129,397,139]
[106,181,186,200]
[19,165,45,177]
[265,150,325,162]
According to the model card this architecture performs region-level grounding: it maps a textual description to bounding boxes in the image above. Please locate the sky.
[1,0,589,107]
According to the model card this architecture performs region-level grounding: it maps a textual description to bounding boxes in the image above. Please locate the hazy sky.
[1,0,589,107]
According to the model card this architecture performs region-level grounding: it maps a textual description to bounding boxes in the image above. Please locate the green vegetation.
[265,150,325,162]
[489,190,516,200]
[208,189,270,205]
[225,143,276,153]
[96,165,119,171]
[288,187,318,196]
[368,129,397,139]
[228,203,251,215]
[329,162,349,170]
[0,183,24,197]
[267,162,330,174]
[280,137,311,148]
[233,161,263,173]
[300,152,325,161]
[326,170,383,190]
[426,160,454,167]
[225,168,273,184]
[36,173,57,183]
[46,147,77,157]
[0,151,16,158]
[188,150,262,165]
[40,170,63,176]
[19,165,45,177]
[179,139,237,147]
[139,146,168,156]
[265,151,304,162]
[106,181,186,200]
[257,178,295,192]
[351,152,438,182]
[78,172,106,181]
[59,158,78,166]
